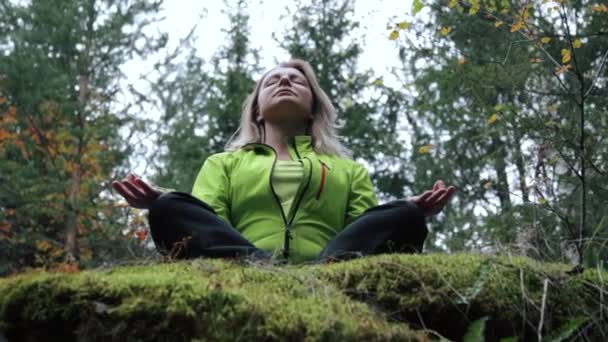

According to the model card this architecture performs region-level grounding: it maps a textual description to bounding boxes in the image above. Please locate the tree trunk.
[491,135,512,212]
[512,131,529,203]
[64,73,88,263]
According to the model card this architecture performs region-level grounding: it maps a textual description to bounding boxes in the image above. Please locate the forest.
[0,0,607,340]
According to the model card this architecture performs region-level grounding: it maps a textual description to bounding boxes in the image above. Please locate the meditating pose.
[112,59,457,265]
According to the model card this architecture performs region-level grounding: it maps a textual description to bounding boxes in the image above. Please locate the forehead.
[263,67,307,80]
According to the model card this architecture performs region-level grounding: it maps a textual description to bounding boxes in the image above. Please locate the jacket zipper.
[249,141,312,262]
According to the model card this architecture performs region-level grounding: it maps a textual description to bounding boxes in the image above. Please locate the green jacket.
[191,135,378,264]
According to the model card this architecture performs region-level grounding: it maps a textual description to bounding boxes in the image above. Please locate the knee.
[390,199,426,223]
[149,191,180,215]
[148,191,215,219]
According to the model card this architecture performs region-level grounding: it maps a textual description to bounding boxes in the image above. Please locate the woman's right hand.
[111,173,162,209]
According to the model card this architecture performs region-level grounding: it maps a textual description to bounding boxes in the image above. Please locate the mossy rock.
[0,253,605,341]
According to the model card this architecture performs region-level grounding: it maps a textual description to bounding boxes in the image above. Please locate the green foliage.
[463,316,488,342]
[0,0,167,272]
[390,0,608,265]
[149,0,260,192]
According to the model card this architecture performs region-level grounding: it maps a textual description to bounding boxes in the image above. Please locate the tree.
[0,0,167,272]
[389,0,608,265]
[150,0,261,192]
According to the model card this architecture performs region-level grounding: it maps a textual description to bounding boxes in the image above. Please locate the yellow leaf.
[495,20,504,27]
[36,240,53,252]
[373,77,384,86]
[483,181,493,189]
[561,48,571,64]
[397,21,410,29]
[592,4,608,12]
[538,198,547,205]
[493,104,504,111]
[540,37,551,44]
[510,21,525,32]
[469,3,480,15]
[115,200,129,208]
[419,144,434,154]
[554,64,572,75]
[448,0,458,8]
[388,30,399,40]
[573,38,582,48]
[487,113,499,125]
[440,26,452,36]
[458,57,466,64]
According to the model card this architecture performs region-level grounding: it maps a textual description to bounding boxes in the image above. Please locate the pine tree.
[150,0,261,192]
[0,0,167,272]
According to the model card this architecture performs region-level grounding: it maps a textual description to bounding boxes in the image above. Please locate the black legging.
[146,191,428,264]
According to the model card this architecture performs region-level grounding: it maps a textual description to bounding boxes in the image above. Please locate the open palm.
[409,180,457,217]
[111,173,162,209]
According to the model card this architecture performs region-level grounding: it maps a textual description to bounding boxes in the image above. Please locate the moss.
[0,253,606,341]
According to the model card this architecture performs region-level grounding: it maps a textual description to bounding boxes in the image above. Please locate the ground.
[0,253,606,341]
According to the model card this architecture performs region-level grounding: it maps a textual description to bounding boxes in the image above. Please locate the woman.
[112,59,457,265]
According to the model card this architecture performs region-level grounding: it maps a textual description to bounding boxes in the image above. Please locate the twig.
[584,49,608,99]
[538,278,549,341]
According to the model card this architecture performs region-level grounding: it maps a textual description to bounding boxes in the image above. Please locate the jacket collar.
[241,135,333,168]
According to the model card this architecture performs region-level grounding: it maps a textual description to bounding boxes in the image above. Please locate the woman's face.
[257,67,313,127]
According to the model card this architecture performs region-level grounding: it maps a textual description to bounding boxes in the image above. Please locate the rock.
[0,253,605,341]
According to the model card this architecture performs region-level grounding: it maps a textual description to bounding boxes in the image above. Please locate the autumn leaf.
[136,228,148,241]
[487,113,499,125]
[573,38,582,48]
[0,97,6,105]
[495,20,504,27]
[54,262,80,274]
[440,26,452,36]
[458,57,466,65]
[540,37,551,44]
[592,4,608,12]
[469,2,480,15]
[561,48,571,63]
[547,104,558,113]
[0,222,10,233]
[554,64,572,75]
[419,144,434,154]
[36,240,53,252]
[530,57,543,63]
[388,30,399,40]
[510,21,525,32]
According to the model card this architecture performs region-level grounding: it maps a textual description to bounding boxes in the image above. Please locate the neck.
[263,122,307,158]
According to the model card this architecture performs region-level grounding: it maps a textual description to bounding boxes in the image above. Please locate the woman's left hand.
[409,180,457,217]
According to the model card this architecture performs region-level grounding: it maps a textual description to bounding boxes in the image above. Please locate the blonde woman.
[112,59,457,265]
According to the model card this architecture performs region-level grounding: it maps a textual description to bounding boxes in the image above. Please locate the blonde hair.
[224,59,352,158]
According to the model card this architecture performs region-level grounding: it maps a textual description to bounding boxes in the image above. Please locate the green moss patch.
[1,253,606,341]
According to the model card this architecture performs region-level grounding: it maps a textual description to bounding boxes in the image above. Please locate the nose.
[278,75,292,86]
